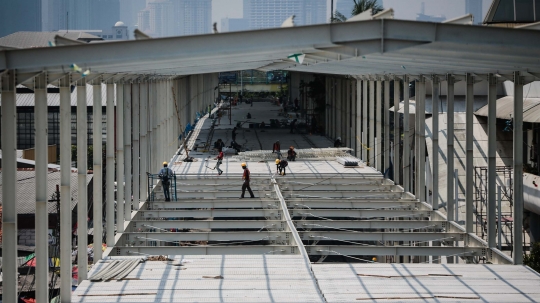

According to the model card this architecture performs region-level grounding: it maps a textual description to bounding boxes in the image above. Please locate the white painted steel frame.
[393,79,400,185]
[93,79,103,262]
[384,80,390,174]
[376,80,382,171]
[106,82,116,240]
[466,73,475,237]
[513,71,524,264]
[446,75,455,221]
[431,76,440,210]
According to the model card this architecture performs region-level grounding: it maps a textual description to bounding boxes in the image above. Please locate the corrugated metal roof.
[474,96,540,123]
[0,171,92,214]
[0,83,114,107]
[0,31,101,49]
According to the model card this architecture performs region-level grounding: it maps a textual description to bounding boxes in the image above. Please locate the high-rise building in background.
[0,0,42,38]
[120,0,147,33]
[137,0,211,37]
[221,18,250,32]
[465,0,483,24]
[243,0,327,30]
[41,0,120,32]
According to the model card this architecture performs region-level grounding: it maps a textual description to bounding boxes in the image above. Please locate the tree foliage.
[524,242,540,273]
[351,0,384,16]
[330,11,348,23]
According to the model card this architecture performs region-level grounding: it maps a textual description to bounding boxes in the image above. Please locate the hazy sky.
[212,0,494,30]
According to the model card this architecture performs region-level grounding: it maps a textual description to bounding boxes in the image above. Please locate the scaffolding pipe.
[513,71,524,264]
[466,73,474,235]
[1,71,17,303]
[35,73,49,301]
[59,74,72,303]
[124,83,133,215]
[403,75,410,192]
[93,79,103,262]
[447,75,455,221]
[393,79,400,185]
[77,79,89,282]
[432,76,440,210]
[117,81,126,236]
[487,73,497,248]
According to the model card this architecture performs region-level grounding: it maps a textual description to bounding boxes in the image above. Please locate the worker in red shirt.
[240,163,255,198]
[214,148,224,175]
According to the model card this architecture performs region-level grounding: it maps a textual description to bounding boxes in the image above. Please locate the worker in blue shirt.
[159,161,174,201]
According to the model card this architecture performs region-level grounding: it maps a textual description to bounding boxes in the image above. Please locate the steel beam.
[77,78,88,282]
[393,79,400,185]
[513,71,523,264]
[299,231,464,242]
[132,82,140,212]
[1,71,17,303]
[465,73,474,235]
[307,245,484,257]
[363,80,368,162]
[446,74,455,221]
[356,79,362,158]
[384,80,390,175]
[116,80,126,238]
[92,78,103,262]
[431,76,440,210]
[403,75,410,193]
[114,246,299,255]
[34,73,49,302]
[124,82,133,216]
[106,82,117,241]
[140,82,148,202]
[487,74,497,248]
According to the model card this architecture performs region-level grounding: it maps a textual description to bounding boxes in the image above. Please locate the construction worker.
[276,159,288,176]
[240,163,255,198]
[287,146,297,161]
[272,140,281,154]
[214,148,224,175]
[159,161,174,201]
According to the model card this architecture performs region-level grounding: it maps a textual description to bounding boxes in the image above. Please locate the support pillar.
[403,76,410,192]
[418,78,426,202]
[376,80,382,171]
[384,80,390,174]
[362,80,368,162]
[447,75,455,221]
[92,78,103,262]
[77,78,88,282]
[106,82,117,239]
[356,79,362,158]
[466,73,474,235]
[116,81,125,229]
[393,79,400,185]
[35,73,49,301]
[513,71,524,264]
[487,73,497,248]
[1,71,17,303]
[432,76,440,210]
[59,74,72,303]
[369,80,375,167]
[132,82,140,211]
[140,81,148,202]
[124,82,132,216]
[336,79,342,140]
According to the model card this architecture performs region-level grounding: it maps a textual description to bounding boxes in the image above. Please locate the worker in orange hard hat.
[240,163,255,198]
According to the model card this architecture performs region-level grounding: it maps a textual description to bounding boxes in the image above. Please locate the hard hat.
[337,137,341,140]
[241,163,247,167]
[275,159,280,164]
[372,257,377,262]
[163,161,168,165]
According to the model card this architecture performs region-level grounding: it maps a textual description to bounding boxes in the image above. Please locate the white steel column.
[106,82,117,240]
[447,75,455,221]
[403,76,410,193]
[336,79,341,140]
[116,81,125,231]
[356,79,362,158]
[465,73,474,235]
[124,82,132,215]
[487,74,496,248]
[132,82,140,211]
[487,73,497,248]
[92,78,103,262]
[369,80,375,167]
[432,76,440,210]
[1,71,17,303]
[35,73,49,301]
[140,81,148,202]
[384,80,390,174]
[393,79,400,185]
[362,80,368,162]
[77,78,88,282]
[418,78,426,202]
[59,74,72,302]
[513,71,524,264]
[376,79,382,171]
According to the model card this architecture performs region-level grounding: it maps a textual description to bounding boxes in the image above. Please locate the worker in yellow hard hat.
[159,161,173,201]
[240,163,255,198]
[275,159,288,176]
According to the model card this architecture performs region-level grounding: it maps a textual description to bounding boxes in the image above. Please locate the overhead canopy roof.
[475,96,540,123]
[2,19,540,80]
